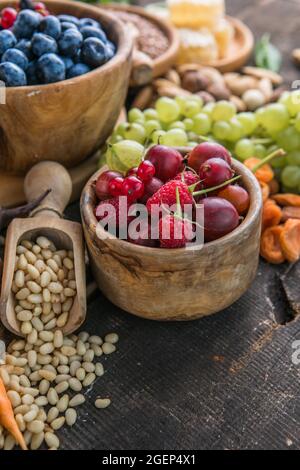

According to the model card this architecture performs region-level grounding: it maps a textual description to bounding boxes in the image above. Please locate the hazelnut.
[181,71,210,93]
[197,91,215,104]
[207,83,230,101]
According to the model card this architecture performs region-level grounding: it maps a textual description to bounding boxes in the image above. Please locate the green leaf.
[255,34,282,72]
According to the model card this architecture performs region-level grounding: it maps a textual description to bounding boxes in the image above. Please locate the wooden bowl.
[100,3,179,85]
[209,16,254,73]
[0,0,133,175]
[81,158,262,321]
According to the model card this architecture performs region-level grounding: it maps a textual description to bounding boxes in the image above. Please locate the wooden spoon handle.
[24,162,72,218]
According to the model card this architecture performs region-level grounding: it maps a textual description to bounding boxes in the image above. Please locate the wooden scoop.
[0,161,86,337]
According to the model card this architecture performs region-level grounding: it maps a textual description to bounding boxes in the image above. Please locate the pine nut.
[69,378,82,392]
[28,294,43,304]
[63,257,73,270]
[7,390,21,407]
[39,379,50,395]
[27,329,38,345]
[39,331,54,342]
[65,408,77,426]
[15,270,25,288]
[16,287,30,300]
[4,434,16,450]
[43,288,51,303]
[45,432,59,449]
[55,381,69,394]
[69,394,85,407]
[27,264,40,280]
[78,332,89,342]
[40,271,51,287]
[57,394,69,413]
[49,282,63,294]
[57,312,68,327]
[47,259,59,273]
[31,317,44,332]
[17,310,32,322]
[27,281,41,294]
[22,394,34,405]
[83,373,96,388]
[53,330,63,349]
[51,417,65,431]
[89,336,103,345]
[104,333,119,344]
[95,363,104,377]
[35,396,48,407]
[28,350,37,369]
[95,398,111,409]
[82,362,95,373]
[47,407,59,423]
[47,388,58,406]
[37,236,51,249]
[39,370,56,382]
[83,349,95,362]
[61,346,76,357]
[75,368,86,382]
[102,343,116,355]
[39,343,54,355]
[23,408,39,423]
[30,432,44,450]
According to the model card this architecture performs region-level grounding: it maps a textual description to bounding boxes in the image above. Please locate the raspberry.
[159,215,194,249]
[95,197,133,232]
[173,171,199,187]
[146,180,193,213]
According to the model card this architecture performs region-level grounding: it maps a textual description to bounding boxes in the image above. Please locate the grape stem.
[193,175,241,197]
[251,148,286,174]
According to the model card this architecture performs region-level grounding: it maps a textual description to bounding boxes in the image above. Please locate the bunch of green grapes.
[107,90,300,193]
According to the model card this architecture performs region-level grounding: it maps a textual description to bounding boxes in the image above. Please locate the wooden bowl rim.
[208,16,254,69]
[0,0,133,92]
[99,2,180,78]
[81,156,262,258]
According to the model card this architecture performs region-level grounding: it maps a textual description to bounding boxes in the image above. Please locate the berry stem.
[251,148,286,174]
[193,175,241,197]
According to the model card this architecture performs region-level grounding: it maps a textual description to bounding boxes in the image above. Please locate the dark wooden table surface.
[62,0,300,451]
[7,0,300,451]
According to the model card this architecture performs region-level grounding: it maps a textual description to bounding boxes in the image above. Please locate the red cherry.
[122,176,144,202]
[137,160,156,182]
[203,197,239,242]
[218,185,250,215]
[188,142,232,172]
[108,176,124,197]
[95,170,123,200]
[1,7,17,28]
[34,2,49,15]
[145,145,184,182]
[139,177,164,204]
[126,167,138,177]
[199,158,233,188]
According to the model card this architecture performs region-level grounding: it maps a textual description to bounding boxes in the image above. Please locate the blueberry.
[57,15,79,26]
[20,0,35,10]
[67,62,90,78]
[26,60,38,85]
[13,9,41,39]
[58,29,82,57]
[60,21,77,33]
[38,15,61,40]
[15,39,33,59]
[2,48,29,71]
[80,26,107,42]
[0,61,27,86]
[79,18,101,29]
[72,49,81,64]
[31,33,58,57]
[36,53,65,84]
[0,30,17,55]
[81,37,107,67]
[59,55,74,70]
[106,40,116,60]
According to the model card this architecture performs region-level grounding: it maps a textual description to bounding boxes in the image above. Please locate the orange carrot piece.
[0,376,27,450]
[271,193,300,207]
[280,219,300,262]
[260,181,270,203]
[260,225,286,264]
[244,157,274,183]
[262,199,282,232]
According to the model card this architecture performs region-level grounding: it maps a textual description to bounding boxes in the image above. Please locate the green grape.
[276,126,300,151]
[280,90,300,116]
[234,139,255,160]
[161,129,188,147]
[212,120,231,140]
[254,144,267,159]
[128,108,145,123]
[211,100,236,122]
[109,133,123,144]
[152,130,166,144]
[187,131,200,142]
[226,118,244,142]
[144,108,159,120]
[193,113,211,135]
[109,140,144,171]
[256,103,289,133]
[287,150,300,166]
[123,123,146,144]
[183,118,194,131]
[294,112,300,132]
[144,120,162,137]
[175,96,202,118]
[168,121,186,130]
[281,166,300,188]
[115,122,128,137]
[202,102,215,116]
[156,97,180,123]
[236,112,257,135]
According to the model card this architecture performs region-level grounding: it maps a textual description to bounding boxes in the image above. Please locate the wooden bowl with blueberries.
[0,0,133,174]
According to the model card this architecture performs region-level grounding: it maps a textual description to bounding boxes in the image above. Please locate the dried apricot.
[260,181,270,203]
[262,199,282,232]
[268,179,280,195]
[280,219,300,262]
[244,157,274,183]
[281,206,300,222]
[260,225,285,264]
[271,193,300,207]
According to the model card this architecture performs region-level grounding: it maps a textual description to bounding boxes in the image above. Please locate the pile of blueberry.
[0,0,115,86]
